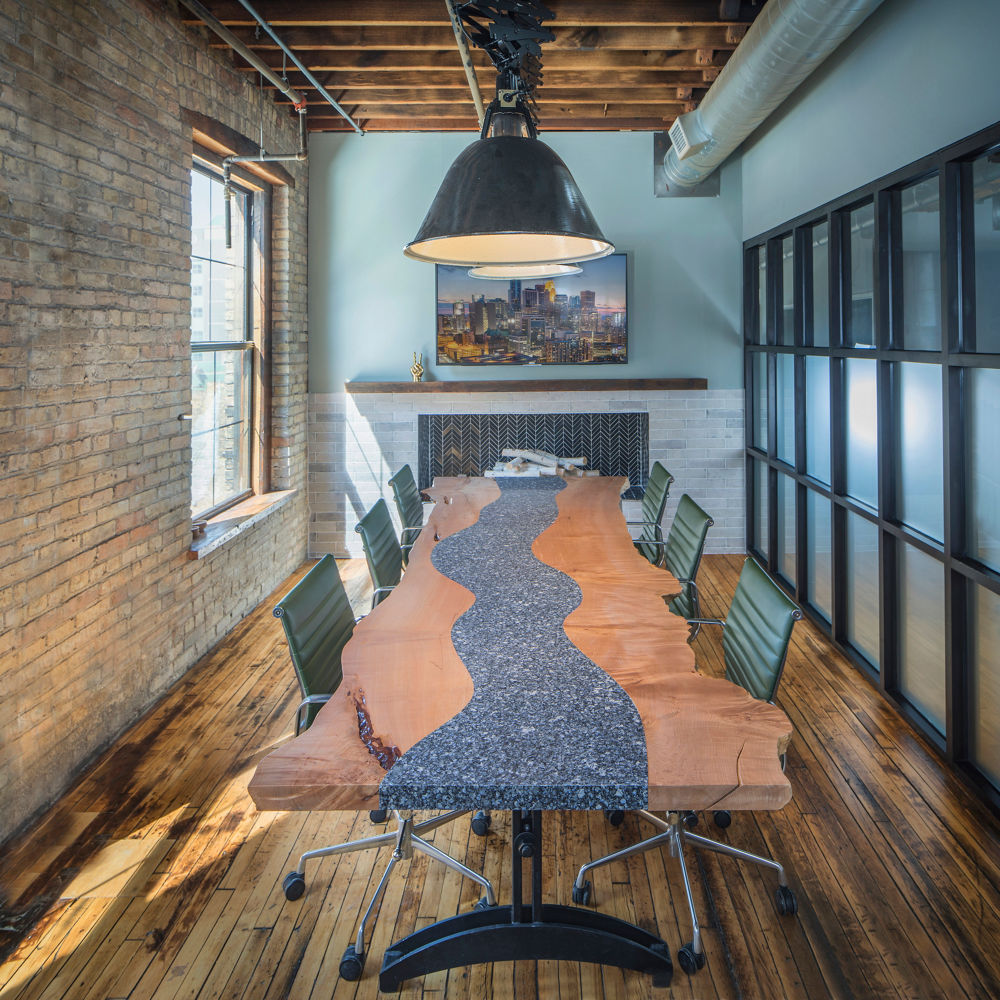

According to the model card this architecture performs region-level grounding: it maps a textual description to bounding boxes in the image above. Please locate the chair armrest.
[686,618,724,627]
[625,519,660,528]
[400,526,422,541]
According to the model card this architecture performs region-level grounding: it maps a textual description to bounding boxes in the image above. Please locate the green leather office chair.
[275,556,496,982]
[355,499,404,609]
[388,465,425,566]
[572,557,802,977]
[662,494,714,634]
[628,461,674,565]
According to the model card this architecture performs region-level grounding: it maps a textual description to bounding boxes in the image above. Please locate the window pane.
[191,349,251,516]
[846,512,879,668]
[754,458,769,558]
[896,362,943,540]
[780,235,794,345]
[968,367,1000,569]
[776,354,795,465]
[900,175,941,351]
[776,474,796,585]
[848,203,875,348]
[898,544,946,734]
[846,358,878,508]
[757,246,767,344]
[807,490,832,621]
[971,584,1000,790]
[805,356,831,484]
[812,222,830,347]
[973,152,1000,353]
[752,352,768,450]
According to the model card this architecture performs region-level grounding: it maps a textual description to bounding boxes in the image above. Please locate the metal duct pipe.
[231,0,363,135]
[445,0,486,129]
[661,0,886,191]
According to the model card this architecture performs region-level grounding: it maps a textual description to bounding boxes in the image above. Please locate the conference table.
[248,475,793,989]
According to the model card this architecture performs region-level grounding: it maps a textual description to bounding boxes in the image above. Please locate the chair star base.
[379,811,673,990]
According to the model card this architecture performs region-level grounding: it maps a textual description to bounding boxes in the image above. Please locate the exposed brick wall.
[0,0,309,843]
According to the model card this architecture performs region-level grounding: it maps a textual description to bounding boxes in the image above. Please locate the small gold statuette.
[410,351,424,383]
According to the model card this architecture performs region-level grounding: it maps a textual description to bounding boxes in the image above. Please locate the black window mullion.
[879,188,900,350]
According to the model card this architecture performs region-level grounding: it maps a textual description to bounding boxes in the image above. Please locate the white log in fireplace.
[308,380,744,558]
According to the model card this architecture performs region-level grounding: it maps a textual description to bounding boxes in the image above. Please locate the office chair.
[662,494,714,637]
[572,557,802,977]
[274,555,496,982]
[628,461,674,565]
[355,499,404,610]
[388,465,425,566]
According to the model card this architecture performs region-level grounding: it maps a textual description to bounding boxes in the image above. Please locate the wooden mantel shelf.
[344,378,708,394]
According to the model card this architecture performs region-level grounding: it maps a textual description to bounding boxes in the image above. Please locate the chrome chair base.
[572,810,796,975]
[283,809,496,981]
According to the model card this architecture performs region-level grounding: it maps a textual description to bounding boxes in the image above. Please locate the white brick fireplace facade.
[308,386,745,558]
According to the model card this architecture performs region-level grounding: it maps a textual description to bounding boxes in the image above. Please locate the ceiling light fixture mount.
[404,1,613,268]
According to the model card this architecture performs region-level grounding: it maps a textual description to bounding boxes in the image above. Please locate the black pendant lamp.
[405,96,613,267]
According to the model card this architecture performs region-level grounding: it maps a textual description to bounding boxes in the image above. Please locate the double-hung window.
[189,165,262,519]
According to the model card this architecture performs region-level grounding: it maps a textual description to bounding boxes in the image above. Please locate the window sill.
[188,490,297,559]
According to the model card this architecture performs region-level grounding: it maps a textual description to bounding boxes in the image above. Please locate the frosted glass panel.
[805,356,831,484]
[846,359,878,508]
[776,474,796,585]
[812,222,830,347]
[968,368,1000,570]
[754,459,769,558]
[752,352,768,449]
[900,175,941,351]
[848,203,875,348]
[780,235,794,345]
[846,512,879,668]
[971,585,1000,790]
[807,490,832,621]
[757,246,767,344]
[973,153,1000,353]
[776,354,795,465]
[898,544,945,734]
[896,362,943,540]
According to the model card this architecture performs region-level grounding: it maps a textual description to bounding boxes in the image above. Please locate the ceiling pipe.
[661,0,886,192]
[445,0,486,129]
[230,0,363,135]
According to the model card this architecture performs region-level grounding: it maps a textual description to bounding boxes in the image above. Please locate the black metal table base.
[378,811,672,990]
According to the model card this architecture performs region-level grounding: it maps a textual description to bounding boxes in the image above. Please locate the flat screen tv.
[435,252,628,366]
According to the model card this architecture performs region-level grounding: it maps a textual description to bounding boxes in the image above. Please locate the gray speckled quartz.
[379,478,648,812]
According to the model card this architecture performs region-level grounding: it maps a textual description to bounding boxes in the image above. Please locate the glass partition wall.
[744,120,1000,809]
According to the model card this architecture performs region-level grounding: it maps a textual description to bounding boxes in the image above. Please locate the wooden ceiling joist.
[184,0,768,133]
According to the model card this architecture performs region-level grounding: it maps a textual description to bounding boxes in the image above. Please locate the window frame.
[189,157,272,521]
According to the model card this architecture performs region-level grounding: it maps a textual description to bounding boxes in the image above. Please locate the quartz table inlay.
[380,478,647,811]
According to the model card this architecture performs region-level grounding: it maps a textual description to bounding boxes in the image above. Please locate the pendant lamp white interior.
[468,262,583,280]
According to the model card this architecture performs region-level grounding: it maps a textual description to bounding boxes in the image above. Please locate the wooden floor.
[2,555,1000,999]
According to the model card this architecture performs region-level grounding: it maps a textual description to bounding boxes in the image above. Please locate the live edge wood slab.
[247,476,791,815]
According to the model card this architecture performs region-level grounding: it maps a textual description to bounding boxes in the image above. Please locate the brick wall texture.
[0,0,310,843]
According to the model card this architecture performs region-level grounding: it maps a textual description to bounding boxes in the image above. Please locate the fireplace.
[418,411,648,498]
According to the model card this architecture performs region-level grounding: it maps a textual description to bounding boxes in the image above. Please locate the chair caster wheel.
[713,810,732,828]
[473,895,497,911]
[775,884,798,916]
[682,810,699,829]
[471,810,491,837]
[677,942,706,975]
[282,871,305,901]
[339,944,365,980]
[369,808,388,823]
[572,881,592,905]
[605,810,625,827]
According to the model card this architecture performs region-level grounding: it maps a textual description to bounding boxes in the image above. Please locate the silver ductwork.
[661,0,886,192]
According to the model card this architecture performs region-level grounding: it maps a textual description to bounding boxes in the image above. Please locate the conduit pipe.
[661,0,886,192]
[445,0,486,129]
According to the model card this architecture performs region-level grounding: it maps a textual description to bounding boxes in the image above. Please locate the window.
[190,165,267,519]
[744,119,1000,809]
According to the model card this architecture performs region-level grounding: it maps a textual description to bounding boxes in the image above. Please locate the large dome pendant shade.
[404,134,614,266]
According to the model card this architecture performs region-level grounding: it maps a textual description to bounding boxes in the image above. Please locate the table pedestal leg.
[378,811,673,990]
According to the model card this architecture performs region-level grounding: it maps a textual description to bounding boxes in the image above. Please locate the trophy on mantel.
[410,352,424,382]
